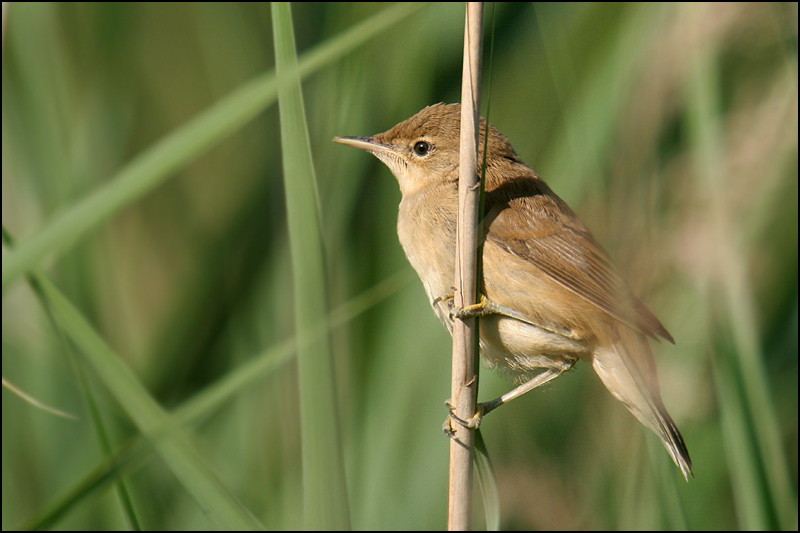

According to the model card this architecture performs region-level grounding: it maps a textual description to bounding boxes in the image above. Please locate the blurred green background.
[2,2,797,530]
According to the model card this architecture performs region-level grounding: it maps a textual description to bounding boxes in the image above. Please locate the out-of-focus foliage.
[2,3,796,530]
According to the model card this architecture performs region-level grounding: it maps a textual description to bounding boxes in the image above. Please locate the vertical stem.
[448,2,484,530]
[2,2,9,50]
[272,3,351,529]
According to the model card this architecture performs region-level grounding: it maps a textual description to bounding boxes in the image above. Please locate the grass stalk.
[272,3,351,529]
[448,2,484,530]
[1,241,264,529]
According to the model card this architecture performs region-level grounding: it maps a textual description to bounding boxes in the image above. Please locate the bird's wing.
[484,179,673,344]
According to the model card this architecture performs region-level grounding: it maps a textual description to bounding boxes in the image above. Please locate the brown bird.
[335,103,692,480]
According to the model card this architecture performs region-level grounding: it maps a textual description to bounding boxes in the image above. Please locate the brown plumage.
[335,103,692,480]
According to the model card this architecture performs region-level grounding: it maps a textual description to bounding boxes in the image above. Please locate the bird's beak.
[333,136,394,156]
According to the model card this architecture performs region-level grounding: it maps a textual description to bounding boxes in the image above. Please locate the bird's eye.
[412,140,431,156]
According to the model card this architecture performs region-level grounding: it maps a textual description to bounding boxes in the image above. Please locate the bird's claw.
[434,293,494,320]
[443,399,483,438]
[451,294,493,319]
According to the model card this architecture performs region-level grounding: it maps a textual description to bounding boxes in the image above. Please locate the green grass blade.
[272,3,351,529]
[2,227,142,529]
[686,24,795,529]
[14,440,147,531]
[27,272,265,530]
[15,269,412,530]
[1,2,423,292]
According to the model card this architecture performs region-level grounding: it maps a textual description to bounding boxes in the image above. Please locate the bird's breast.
[397,188,459,310]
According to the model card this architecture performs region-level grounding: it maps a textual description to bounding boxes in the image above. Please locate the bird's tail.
[592,325,693,480]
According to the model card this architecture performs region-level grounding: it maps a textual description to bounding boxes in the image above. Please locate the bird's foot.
[442,397,504,437]
[434,292,496,320]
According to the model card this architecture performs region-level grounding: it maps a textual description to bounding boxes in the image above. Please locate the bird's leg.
[437,289,580,434]
[437,292,582,340]
[444,357,577,435]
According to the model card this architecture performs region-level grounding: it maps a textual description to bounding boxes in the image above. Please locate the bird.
[334,103,692,480]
